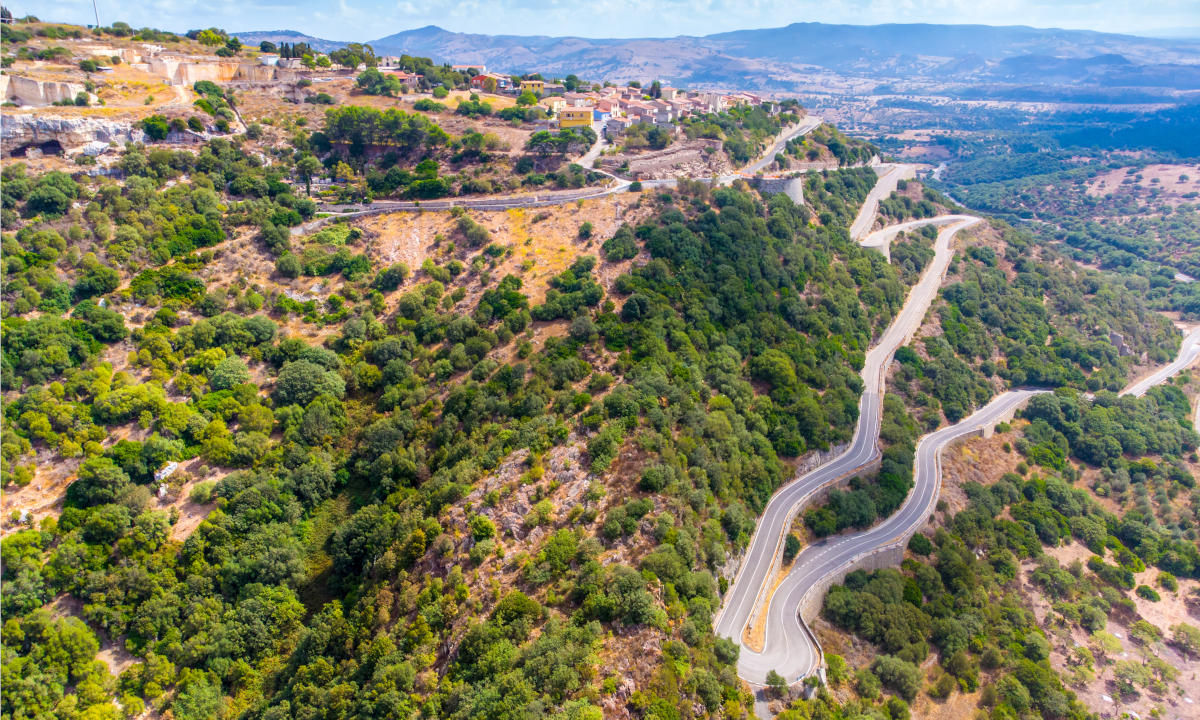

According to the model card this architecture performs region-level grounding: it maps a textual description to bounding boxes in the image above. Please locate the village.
[1,27,784,150]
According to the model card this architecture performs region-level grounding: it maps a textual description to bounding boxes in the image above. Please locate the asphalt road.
[737,389,1049,684]
[306,116,824,226]
[718,169,1200,693]
[848,164,917,241]
[1122,326,1200,397]
[713,212,981,683]
[740,115,826,176]
[858,214,978,261]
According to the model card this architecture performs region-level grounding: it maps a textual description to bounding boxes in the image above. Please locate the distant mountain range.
[234,22,1200,95]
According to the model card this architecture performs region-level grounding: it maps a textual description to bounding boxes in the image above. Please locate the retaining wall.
[753,176,804,204]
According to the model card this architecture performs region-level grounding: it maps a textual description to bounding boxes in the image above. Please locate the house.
[519,79,545,95]
[659,86,678,100]
[562,92,594,107]
[605,117,632,137]
[453,64,486,73]
[470,72,510,91]
[385,70,421,88]
[154,462,180,483]
[540,97,567,114]
[592,108,612,124]
[700,93,726,113]
[595,98,621,116]
[559,107,593,129]
[543,83,566,95]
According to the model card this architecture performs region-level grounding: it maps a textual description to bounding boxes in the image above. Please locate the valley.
[3,10,1200,720]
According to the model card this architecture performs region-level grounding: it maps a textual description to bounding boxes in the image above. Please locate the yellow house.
[559,107,592,129]
[519,79,545,95]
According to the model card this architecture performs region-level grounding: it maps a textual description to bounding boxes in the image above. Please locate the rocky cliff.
[1,114,144,156]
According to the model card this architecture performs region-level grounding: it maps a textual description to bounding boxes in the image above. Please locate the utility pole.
[91,0,100,28]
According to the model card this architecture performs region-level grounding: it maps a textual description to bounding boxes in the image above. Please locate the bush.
[372,263,410,291]
[1136,585,1161,602]
[907,533,933,555]
[870,655,921,701]
[189,482,216,504]
[412,99,446,112]
[783,533,802,562]
[141,115,169,140]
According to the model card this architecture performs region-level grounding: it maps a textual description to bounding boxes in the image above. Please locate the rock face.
[0,75,88,106]
[1,114,144,156]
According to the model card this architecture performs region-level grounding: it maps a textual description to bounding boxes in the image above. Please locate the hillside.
[4,15,1200,720]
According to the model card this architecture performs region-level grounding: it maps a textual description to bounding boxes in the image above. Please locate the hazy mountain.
[235,22,1200,94]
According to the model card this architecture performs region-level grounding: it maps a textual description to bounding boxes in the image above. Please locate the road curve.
[1122,326,1200,398]
[858,214,978,262]
[849,164,917,241]
[739,388,1048,684]
[741,116,826,176]
[713,214,981,682]
[719,190,1200,693]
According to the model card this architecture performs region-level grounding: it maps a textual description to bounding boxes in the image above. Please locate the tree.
[870,655,921,701]
[276,252,302,278]
[209,356,250,390]
[296,154,322,195]
[372,263,410,291]
[1170,623,1200,657]
[516,91,538,107]
[172,671,223,720]
[196,29,224,46]
[273,359,345,406]
[783,533,802,562]
[259,40,277,53]
[766,669,787,697]
[66,458,131,507]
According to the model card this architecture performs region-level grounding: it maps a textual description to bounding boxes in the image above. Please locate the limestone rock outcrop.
[0,75,88,106]
[1,114,144,155]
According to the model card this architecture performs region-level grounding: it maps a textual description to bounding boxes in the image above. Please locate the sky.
[27,0,1200,41]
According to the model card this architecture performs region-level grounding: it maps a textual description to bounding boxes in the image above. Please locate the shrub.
[907,533,933,555]
[141,115,169,140]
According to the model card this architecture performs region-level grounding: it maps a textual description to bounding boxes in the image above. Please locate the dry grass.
[1088,163,1200,205]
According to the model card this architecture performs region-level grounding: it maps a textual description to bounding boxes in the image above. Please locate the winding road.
[848,163,916,241]
[716,163,1200,709]
[713,206,982,685]
[1122,326,1200,398]
[734,389,1047,685]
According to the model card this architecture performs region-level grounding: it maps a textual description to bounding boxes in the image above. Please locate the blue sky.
[27,0,1200,41]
